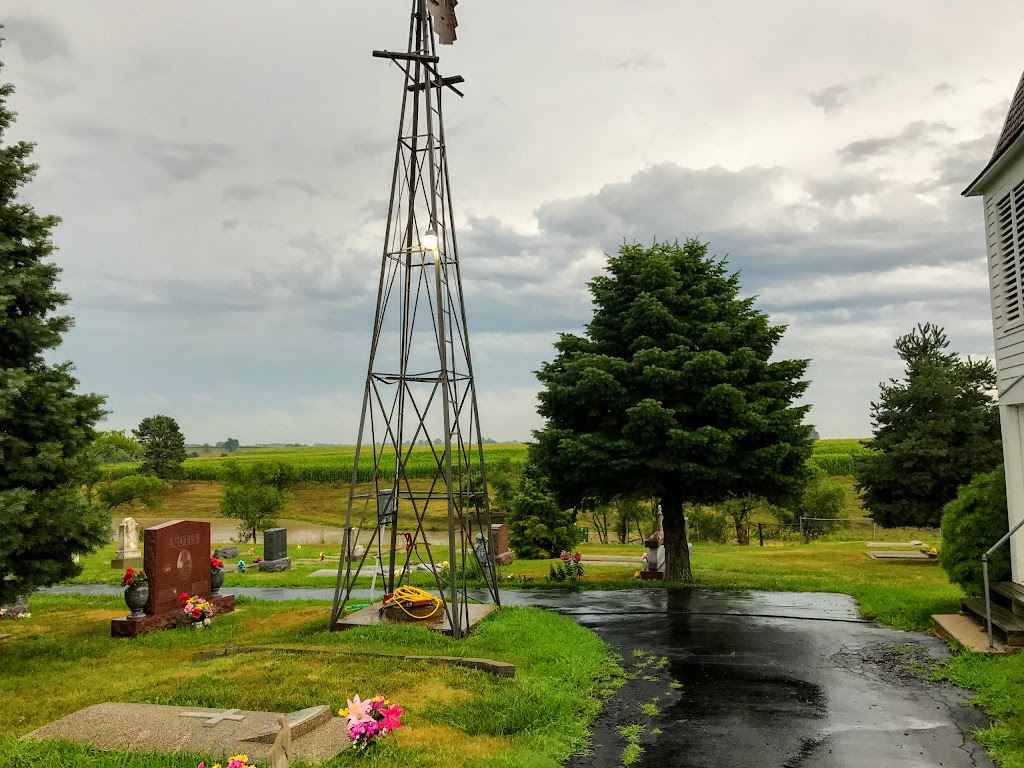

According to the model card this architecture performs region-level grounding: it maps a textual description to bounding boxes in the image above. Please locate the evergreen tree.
[0,53,108,604]
[855,323,1001,528]
[506,462,578,559]
[532,240,812,582]
[134,414,187,479]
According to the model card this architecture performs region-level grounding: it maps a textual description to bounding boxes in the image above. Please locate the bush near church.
[939,465,1011,595]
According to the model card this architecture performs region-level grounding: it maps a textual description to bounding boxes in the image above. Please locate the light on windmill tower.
[421,228,439,251]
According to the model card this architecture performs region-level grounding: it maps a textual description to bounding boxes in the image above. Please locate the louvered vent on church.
[993,180,1024,331]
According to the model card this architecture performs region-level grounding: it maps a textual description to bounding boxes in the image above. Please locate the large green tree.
[855,323,1001,528]
[0,54,108,604]
[220,460,296,543]
[134,415,187,479]
[84,429,142,501]
[532,239,813,582]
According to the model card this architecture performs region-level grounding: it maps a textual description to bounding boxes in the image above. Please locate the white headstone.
[116,517,142,560]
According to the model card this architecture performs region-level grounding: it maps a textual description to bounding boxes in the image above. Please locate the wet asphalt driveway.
[507,589,995,768]
[46,584,994,766]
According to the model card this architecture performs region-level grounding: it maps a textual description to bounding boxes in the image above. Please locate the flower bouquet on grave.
[550,550,584,582]
[341,694,402,750]
[196,755,255,768]
[121,567,147,588]
[179,592,215,629]
[122,568,149,618]
[0,607,30,619]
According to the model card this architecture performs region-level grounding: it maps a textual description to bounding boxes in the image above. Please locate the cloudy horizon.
[3,1,1023,444]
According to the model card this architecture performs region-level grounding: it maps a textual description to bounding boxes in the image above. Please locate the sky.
[2,1,1023,444]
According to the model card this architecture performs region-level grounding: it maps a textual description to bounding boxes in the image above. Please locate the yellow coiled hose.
[383,585,443,619]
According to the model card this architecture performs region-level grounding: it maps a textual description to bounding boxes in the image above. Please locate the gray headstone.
[213,545,239,560]
[263,529,288,562]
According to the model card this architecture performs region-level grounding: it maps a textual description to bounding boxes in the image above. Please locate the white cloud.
[10,0,1024,442]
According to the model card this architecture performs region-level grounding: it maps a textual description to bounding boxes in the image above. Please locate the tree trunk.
[661,483,694,583]
[735,519,750,546]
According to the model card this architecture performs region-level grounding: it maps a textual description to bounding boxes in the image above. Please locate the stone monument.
[491,524,513,566]
[213,545,239,560]
[110,517,143,570]
[641,530,666,581]
[111,520,234,638]
[258,528,291,572]
[25,702,343,763]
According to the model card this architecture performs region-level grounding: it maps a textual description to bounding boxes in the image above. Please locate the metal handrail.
[983,516,1024,649]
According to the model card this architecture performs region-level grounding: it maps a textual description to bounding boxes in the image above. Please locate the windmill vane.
[426,0,458,45]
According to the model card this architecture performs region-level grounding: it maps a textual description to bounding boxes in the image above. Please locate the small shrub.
[940,465,1011,595]
[507,467,578,559]
[686,506,728,544]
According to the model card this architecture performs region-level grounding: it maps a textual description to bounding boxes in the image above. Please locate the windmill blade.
[426,0,458,45]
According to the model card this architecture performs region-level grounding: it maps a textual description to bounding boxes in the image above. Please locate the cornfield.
[102,439,870,482]
[103,444,530,483]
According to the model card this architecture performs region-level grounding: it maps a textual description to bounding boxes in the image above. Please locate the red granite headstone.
[491,524,510,555]
[144,520,212,614]
[491,523,513,565]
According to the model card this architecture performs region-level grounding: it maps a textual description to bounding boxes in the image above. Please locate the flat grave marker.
[25,703,345,763]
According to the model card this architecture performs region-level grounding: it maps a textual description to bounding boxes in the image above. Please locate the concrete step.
[990,581,1024,611]
[962,597,1024,646]
[932,613,1015,655]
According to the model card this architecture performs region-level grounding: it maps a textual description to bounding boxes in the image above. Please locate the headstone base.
[110,556,144,570]
[258,557,292,572]
[111,594,235,638]
[639,570,665,581]
[213,545,239,560]
[495,551,514,566]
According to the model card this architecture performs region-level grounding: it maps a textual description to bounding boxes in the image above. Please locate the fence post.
[799,517,805,544]
[758,522,764,547]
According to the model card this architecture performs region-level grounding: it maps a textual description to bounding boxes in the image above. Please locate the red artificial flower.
[210,557,224,569]
[125,567,135,576]
[193,608,202,619]
[179,592,189,603]
[573,553,581,562]
[379,704,403,732]
[124,576,134,586]
[560,552,569,561]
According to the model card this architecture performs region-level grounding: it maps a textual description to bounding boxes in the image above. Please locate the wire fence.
[757,517,880,545]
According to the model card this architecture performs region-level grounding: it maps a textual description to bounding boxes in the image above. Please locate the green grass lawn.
[76,535,958,631]
[0,596,623,768]
[935,651,1024,768]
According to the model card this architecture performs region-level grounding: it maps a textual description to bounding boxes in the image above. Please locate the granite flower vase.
[124,584,149,619]
[210,568,225,596]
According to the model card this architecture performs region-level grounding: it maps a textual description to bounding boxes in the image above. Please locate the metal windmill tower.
[330,0,500,637]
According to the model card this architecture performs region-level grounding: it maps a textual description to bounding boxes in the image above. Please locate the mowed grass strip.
[0,596,622,768]
[113,479,477,532]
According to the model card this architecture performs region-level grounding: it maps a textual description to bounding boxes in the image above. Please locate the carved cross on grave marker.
[180,708,246,727]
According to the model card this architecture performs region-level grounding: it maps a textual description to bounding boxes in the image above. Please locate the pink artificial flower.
[573,552,581,562]
[379,704,403,732]
[345,695,373,726]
